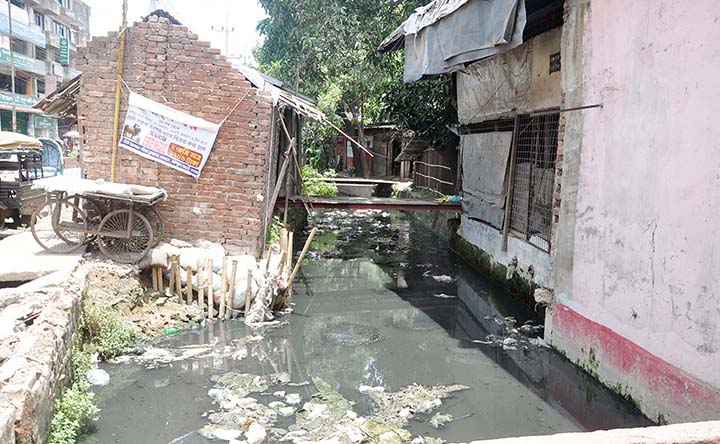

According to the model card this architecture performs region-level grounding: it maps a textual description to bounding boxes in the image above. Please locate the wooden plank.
[277,196,461,212]
[502,115,520,252]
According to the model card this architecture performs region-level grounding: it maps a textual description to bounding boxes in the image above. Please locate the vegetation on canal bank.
[48,343,99,444]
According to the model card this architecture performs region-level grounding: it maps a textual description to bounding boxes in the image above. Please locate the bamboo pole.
[244,269,252,315]
[185,266,192,304]
[219,258,227,319]
[282,227,317,301]
[207,259,214,319]
[197,260,204,310]
[110,0,128,182]
[227,260,237,320]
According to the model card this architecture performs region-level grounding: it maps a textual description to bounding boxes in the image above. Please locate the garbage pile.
[81,261,203,337]
[193,373,469,444]
[137,228,315,327]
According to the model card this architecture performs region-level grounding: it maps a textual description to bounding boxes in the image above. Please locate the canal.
[81,209,650,444]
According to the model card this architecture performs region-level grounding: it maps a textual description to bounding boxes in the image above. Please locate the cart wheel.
[143,206,164,247]
[31,199,88,254]
[63,195,105,230]
[97,209,154,264]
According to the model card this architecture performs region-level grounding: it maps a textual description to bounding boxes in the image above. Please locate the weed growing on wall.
[82,299,139,360]
[49,346,99,444]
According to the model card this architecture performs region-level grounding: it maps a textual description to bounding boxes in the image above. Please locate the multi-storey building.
[0,0,89,136]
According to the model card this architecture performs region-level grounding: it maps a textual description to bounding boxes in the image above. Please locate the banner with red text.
[119,93,220,179]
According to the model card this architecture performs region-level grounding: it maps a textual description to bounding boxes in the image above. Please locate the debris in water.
[212,372,272,397]
[246,422,267,444]
[431,275,454,283]
[364,383,469,428]
[85,368,110,386]
[320,323,385,346]
[433,293,456,299]
[412,437,447,444]
[429,413,454,429]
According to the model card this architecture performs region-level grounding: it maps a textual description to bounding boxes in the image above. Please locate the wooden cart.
[30,178,166,264]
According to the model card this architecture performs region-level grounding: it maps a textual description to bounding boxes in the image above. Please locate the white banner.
[119,92,221,179]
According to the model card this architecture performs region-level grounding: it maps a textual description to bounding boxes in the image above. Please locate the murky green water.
[82,210,650,444]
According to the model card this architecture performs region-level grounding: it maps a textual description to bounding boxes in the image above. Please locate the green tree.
[255,0,456,176]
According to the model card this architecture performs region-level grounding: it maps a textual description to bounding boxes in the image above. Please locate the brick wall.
[76,16,274,255]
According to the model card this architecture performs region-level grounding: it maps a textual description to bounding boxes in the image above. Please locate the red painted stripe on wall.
[552,303,720,419]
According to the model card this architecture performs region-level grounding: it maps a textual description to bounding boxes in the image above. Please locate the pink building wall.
[547,0,720,423]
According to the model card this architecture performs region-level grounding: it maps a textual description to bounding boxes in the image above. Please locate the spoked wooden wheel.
[144,206,164,247]
[31,199,88,254]
[97,209,154,264]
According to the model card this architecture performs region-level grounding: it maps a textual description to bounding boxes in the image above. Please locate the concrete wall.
[460,216,551,289]
[77,16,274,255]
[548,0,720,423]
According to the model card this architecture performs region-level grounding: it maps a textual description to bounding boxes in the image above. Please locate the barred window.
[508,113,559,252]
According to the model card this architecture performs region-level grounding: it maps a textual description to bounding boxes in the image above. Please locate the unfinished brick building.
[75,15,275,255]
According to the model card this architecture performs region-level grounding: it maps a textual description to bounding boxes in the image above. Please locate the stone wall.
[0,283,82,444]
[76,16,274,255]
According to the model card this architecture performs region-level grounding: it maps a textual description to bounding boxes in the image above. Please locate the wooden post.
[185,266,192,304]
[264,151,291,240]
[276,251,287,274]
[219,258,227,319]
[264,246,272,273]
[168,256,176,294]
[158,266,164,292]
[174,258,182,301]
[207,259,214,319]
[286,231,294,271]
[151,266,158,291]
[501,115,520,252]
[244,269,252,315]
[227,260,238,319]
[197,260,204,309]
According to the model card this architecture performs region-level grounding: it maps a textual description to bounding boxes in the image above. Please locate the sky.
[83,0,268,65]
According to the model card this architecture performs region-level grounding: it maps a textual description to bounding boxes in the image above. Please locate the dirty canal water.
[82,210,651,444]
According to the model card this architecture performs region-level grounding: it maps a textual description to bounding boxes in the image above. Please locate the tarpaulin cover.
[461,132,512,229]
[0,131,42,149]
[388,0,526,82]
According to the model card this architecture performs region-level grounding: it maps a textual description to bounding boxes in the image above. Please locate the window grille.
[508,113,559,252]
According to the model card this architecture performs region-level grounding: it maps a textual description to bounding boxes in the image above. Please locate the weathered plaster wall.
[548,0,720,423]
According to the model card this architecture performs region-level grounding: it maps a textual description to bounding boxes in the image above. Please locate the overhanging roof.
[33,75,80,117]
[234,63,325,122]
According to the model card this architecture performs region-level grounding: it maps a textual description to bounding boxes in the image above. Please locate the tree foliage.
[255,0,457,170]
